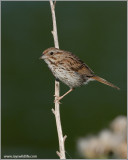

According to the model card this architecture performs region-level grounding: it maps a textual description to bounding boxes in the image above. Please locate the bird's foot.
[53,88,74,103]
[54,95,62,104]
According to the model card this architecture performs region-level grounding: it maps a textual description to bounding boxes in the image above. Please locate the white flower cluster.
[77,116,127,159]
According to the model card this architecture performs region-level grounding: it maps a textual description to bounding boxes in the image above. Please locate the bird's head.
[40,47,65,63]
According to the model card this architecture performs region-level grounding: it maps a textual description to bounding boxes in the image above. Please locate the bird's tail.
[91,76,120,90]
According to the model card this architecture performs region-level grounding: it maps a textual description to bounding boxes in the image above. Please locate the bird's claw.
[54,95,62,104]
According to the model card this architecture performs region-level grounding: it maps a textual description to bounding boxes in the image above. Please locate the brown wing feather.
[66,52,94,77]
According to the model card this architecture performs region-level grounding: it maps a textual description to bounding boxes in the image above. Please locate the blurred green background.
[1,1,127,159]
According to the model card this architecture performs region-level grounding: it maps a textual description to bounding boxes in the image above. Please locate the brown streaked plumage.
[40,47,120,101]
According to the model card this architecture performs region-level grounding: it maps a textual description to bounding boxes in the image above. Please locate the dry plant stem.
[50,0,59,49]
[49,0,67,159]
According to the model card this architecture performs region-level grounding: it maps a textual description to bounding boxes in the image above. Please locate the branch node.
[51,108,55,114]
[53,1,56,8]
[63,135,67,142]
[56,151,61,158]
[51,30,54,36]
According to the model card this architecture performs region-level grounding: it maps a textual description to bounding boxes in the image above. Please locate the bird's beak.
[39,56,42,60]
[39,54,44,60]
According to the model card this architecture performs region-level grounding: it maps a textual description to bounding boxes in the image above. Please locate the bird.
[40,47,120,101]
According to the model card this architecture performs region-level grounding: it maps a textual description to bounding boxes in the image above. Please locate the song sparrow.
[40,47,119,101]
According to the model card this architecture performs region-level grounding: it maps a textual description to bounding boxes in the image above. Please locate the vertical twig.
[49,0,67,159]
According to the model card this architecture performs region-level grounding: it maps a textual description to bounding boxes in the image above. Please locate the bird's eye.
[50,52,54,55]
